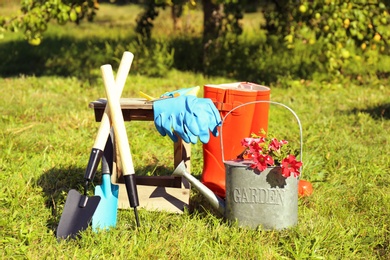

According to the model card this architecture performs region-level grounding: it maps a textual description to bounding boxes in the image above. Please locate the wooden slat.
[89,98,154,122]
[174,140,191,174]
[117,184,190,213]
[89,98,153,109]
[135,176,183,188]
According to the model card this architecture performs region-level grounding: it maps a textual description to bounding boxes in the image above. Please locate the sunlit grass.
[1,71,389,258]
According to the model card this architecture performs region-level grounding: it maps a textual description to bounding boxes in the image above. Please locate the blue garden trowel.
[92,135,119,231]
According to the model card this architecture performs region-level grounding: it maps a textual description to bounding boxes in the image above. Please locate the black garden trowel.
[56,182,101,240]
[56,108,111,240]
[56,135,116,239]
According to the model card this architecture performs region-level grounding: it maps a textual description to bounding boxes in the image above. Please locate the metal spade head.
[56,189,101,240]
[92,174,119,231]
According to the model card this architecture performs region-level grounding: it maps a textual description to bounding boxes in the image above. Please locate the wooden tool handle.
[93,52,134,151]
[101,64,135,176]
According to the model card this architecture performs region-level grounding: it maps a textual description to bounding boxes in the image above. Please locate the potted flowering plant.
[239,132,303,178]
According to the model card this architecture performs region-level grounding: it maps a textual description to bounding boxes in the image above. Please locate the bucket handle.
[220,101,303,175]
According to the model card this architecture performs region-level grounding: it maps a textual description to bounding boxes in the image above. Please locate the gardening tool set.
[57,51,140,239]
[56,51,309,239]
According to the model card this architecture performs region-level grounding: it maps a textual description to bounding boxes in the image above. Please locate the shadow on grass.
[36,166,88,233]
[0,35,203,80]
[351,102,390,120]
[36,164,180,234]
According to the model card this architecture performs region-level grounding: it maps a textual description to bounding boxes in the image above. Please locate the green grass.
[1,3,390,259]
[1,72,389,259]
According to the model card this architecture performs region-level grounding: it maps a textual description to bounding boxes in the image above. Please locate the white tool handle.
[93,52,134,150]
[100,64,135,176]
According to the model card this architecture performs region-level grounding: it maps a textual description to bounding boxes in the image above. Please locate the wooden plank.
[89,98,153,110]
[89,98,154,122]
[93,109,154,122]
[136,176,183,188]
[174,140,191,174]
[116,183,190,213]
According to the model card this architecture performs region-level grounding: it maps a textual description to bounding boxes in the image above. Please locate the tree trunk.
[202,0,224,70]
[171,4,183,31]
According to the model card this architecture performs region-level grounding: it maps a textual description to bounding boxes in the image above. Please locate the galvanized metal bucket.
[220,101,303,230]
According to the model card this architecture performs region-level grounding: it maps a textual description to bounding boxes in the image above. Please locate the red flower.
[252,154,274,171]
[269,138,280,151]
[241,137,265,147]
[240,137,252,148]
[281,155,302,178]
[280,139,288,145]
[269,138,288,151]
[241,137,266,155]
[241,134,302,178]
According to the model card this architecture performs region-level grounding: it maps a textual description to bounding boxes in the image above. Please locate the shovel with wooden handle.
[101,64,140,227]
[56,52,134,239]
[91,51,135,231]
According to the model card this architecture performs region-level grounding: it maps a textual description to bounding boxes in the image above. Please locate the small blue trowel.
[92,135,119,231]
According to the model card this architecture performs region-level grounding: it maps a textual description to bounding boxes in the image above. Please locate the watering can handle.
[220,101,303,175]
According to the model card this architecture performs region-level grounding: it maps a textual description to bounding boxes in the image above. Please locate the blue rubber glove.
[153,96,221,144]
[153,95,199,143]
[184,98,222,143]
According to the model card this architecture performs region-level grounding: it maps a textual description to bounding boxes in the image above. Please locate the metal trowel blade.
[56,189,101,240]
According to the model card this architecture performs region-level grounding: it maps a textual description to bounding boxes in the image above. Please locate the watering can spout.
[172,161,225,215]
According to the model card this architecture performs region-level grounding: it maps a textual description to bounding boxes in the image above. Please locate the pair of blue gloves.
[153,94,221,144]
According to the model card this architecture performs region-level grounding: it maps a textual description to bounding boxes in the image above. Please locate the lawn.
[1,2,390,259]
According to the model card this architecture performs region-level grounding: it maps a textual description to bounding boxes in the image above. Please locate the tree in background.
[135,0,246,73]
[115,0,390,78]
[1,0,389,81]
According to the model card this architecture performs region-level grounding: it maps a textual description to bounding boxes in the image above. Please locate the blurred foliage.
[0,0,99,42]
[262,0,390,77]
[132,0,390,81]
[0,0,389,84]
